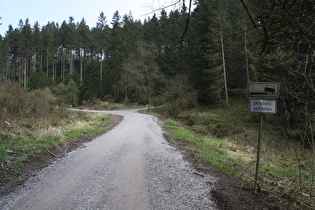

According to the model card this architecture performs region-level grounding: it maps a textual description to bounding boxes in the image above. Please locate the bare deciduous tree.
[163,74,194,118]
[120,41,163,109]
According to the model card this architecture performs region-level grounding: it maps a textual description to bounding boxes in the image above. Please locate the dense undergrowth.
[154,102,315,209]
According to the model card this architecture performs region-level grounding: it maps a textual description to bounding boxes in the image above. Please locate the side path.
[0,109,217,210]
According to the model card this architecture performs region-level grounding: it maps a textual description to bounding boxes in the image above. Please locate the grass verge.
[0,111,112,184]
[159,105,314,209]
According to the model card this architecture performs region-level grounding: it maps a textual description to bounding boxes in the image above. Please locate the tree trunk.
[100,51,103,84]
[46,50,49,77]
[41,50,43,72]
[33,53,37,73]
[19,53,23,84]
[244,18,250,83]
[219,15,229,105]
[24,54,27,88]
[62,52,66,81]
[52,60,56,82]
[83,48,87,78]
[6,50,10,84]
[80,49,83,85]
[69,49,74,75]
[125,91,128,101]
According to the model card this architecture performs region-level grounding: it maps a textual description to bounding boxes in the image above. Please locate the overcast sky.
[0,0,185,36]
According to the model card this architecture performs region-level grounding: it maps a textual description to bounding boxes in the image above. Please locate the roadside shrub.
[28,70,51,90]
[0,83,58,131]
[0,83,29,123]
[52,79,79,107]
[129,92,141,103]
[22,88,58,128]
[162,75,195,118]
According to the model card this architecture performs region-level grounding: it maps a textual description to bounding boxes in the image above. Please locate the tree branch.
[240,0,260,34]
[180,0,193,45]
[44,146,57,157]
[142,0,181,17]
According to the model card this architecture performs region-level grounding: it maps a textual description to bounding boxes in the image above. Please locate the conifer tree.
[77,18,90,84]
[94,11,110,91]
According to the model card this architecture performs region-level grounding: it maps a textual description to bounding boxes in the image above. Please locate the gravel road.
[0,109,217,210]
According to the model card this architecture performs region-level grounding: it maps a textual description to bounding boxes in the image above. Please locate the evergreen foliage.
[52,79,79,107]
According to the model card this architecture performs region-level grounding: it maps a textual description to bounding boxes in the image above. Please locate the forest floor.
[1,112,293,209]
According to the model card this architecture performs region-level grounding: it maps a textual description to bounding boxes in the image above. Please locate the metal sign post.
[255,114,263,183]
[247,82,280,185]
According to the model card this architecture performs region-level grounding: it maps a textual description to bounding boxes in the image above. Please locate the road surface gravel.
[0,109,217,210]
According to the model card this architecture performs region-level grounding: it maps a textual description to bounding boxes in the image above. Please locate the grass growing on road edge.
[0,111,111,184]
[161,106,314,208]
[165,118,249,177]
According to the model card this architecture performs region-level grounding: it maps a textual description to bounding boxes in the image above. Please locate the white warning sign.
[250,99,277,114]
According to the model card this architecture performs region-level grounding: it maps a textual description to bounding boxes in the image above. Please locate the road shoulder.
[0,114,123,196]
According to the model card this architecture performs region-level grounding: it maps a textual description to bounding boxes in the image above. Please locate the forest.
[0,1,315,206]
[0,0,314,145]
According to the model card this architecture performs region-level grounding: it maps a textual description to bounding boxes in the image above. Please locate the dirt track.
[0,109,217,209]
